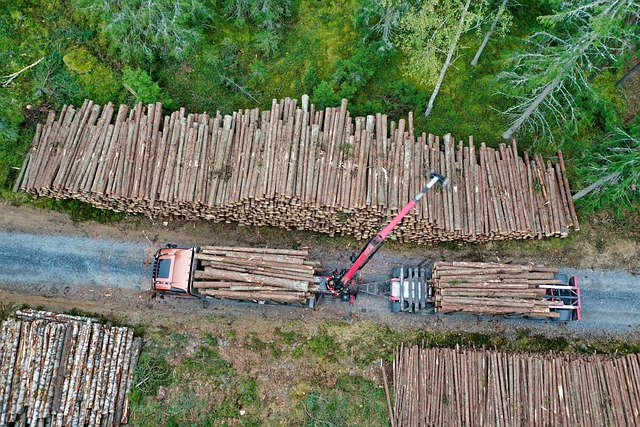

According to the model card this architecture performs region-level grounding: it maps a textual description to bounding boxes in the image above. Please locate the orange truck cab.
[152,245,200,297]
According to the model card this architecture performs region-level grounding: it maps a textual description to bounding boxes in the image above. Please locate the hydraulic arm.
[326,171,449,303]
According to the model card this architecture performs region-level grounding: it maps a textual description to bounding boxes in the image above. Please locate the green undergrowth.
[0,301,18,322]
[3,190,127,223]
[130,332,261,427]
[296,375,389,427]
[124,316,640,426]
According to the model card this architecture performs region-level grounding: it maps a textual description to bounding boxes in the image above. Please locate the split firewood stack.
[431,261,564,318]
[15,96,579,244]
[0,310,141,427]
[393,345,640,427]
[192,246,320,304]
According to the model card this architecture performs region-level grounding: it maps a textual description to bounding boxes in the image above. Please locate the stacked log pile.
[0,310,141,427]
[193,246,320,303]
[15,96,579,244]
[393,345,640,427]
[432,261,563,318]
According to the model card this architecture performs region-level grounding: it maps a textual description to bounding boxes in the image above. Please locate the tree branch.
[2,57,44,87]
[615,61,640,87]
[572,172,621,200]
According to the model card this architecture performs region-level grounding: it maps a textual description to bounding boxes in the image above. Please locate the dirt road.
[1,201,638,336]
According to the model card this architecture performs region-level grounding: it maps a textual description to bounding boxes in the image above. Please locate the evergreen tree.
[499,0,640,139]
[78,0,213,65]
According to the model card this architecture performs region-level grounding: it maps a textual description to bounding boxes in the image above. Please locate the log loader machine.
[313,171,450,318]
[152,171,448,301]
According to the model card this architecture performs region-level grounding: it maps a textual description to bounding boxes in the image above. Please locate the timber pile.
[0,310,141,427]
[193,246,319,303]
[432,261,562,318]
[14,96,579,244]
[393,345,640,427]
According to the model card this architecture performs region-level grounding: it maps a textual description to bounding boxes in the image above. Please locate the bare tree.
[471,0,509,66]
[397,0,485,116]
[500,0,640,140]
[425,0,472,116]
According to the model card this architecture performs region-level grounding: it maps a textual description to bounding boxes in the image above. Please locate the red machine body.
[325,172,448,305]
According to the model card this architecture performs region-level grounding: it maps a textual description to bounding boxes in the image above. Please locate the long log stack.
[0,310,141,427]
[14,96,579,244]
[192,246,320,303]
[393,345,640,427]
[432,261,563,318]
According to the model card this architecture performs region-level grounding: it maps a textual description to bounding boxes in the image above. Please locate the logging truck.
[152,245,319,304]
[152,246,581,321]
[153,172,581,320]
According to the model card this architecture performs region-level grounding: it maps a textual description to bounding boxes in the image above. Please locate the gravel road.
[0,231,150,294]
[0,230,638,334]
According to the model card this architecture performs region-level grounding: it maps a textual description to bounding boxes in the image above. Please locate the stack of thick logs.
[432,261,563,318]
[393,345,640,427]
[14,96,579,244]
[193,246,319,304]
[0,310,141,427]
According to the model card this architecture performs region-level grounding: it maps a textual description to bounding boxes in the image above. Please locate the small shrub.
[122,68,176,109]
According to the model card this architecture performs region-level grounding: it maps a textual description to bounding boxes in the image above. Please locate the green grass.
[300,376,389,427]
[131,336,262,426]
[3,190,127,224]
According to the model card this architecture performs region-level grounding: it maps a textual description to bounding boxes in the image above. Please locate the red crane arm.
[335,172,447,297]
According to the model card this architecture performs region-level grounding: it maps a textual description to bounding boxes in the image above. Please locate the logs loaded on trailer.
[194,246,320,303]
[0,310,141,427]
[15,96,579,244]
[431,261,578,319]
[393,345,640,427]
[152,245,321,304]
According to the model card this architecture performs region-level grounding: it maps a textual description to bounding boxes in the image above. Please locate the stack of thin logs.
[0,310,141,427]
[393,345,640,427]
[432,261,563,318]
[14,96,579,244]
[193,246,320,304]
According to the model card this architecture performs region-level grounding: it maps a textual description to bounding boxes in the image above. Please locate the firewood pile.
[393,345,640,427]
[0,310,141,427]
[15,96,579,244]
[432,261,563,318]
[193,246,320,304]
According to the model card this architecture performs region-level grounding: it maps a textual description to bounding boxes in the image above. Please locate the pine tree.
[499,0,640,140]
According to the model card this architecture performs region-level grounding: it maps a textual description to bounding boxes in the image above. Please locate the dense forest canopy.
[1,0,638,218]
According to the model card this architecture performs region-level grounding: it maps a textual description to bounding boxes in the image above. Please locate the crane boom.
[326,171,448,302]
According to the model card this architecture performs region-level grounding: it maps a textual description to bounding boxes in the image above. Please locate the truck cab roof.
[152,247,195,295]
